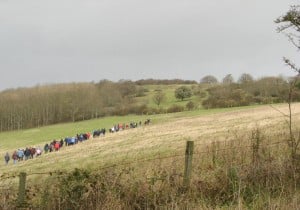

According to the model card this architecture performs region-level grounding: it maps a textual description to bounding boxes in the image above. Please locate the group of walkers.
[3,119,151,165]
[109,119,150,133]
[4,147,42,165]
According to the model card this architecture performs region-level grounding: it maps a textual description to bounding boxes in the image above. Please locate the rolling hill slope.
[1,103,299,175]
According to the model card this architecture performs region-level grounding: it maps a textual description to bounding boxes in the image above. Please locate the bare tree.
[222,74,234,84]
[152,90,166,107]
[200,75,218,84]
[276,5,300,160]
[238,73,254,84]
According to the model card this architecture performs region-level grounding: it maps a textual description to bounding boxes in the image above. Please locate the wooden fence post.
[212,141,216,167]
[17,172,27,208]
[183,141,194,188]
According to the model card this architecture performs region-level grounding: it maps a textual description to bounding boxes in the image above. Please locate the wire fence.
[0,138,290,180]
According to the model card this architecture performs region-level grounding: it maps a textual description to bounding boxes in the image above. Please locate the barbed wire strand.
[0,139,291,181]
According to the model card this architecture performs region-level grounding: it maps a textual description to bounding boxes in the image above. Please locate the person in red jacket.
[12,151,18,164]
[54,141,60,151]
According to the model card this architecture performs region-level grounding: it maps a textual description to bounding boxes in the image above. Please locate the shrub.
[135,104,149,115]
[167,105,184,113]
[202,87,252,108]
[136,87,147,97]
[186,101,196,110]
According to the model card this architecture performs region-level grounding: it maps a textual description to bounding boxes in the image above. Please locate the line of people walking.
[3,119,151,165]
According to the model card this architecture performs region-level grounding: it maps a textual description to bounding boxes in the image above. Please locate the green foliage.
[174,86,193,101]
[136,84,196,109]
[297,81,300,90]
[60,168,91,208]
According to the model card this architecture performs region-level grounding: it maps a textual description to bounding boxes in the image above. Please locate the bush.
[167,105,184,113]
[136,87,147,97]
[137,104,149,115]
[186,101,196,110]
[202,87,252,108]
[146,107,166,115]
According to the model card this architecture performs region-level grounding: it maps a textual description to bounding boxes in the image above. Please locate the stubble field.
[1,103,299,176]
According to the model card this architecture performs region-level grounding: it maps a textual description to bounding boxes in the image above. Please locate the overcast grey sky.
[0,0,299,90]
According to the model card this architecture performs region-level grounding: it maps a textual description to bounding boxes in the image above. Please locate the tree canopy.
[175,86,192,101]
[200,75,218,84]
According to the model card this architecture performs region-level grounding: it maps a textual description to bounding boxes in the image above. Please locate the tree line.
[0,75,299,132]
[201,74,300,108]
[0,79,197,132]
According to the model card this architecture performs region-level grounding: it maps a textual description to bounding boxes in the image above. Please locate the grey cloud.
[0,0,298,90]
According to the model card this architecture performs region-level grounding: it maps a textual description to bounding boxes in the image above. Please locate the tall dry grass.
[0,127,299,209]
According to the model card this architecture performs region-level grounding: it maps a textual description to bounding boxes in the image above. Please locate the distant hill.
[1,76,299,133]
[0,79,202,132]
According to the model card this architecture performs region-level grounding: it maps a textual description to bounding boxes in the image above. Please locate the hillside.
[0,77,299,133]
[1,103,299,174]
[0,81,203,132]
[1,103,300,209]
[135,84,203,108]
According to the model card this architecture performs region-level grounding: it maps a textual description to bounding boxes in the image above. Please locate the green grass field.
[0,103,286,176]
[0,105,260,153]
[135,84,204,108]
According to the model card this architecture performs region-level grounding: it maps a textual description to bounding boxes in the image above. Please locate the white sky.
[0,0,299,90]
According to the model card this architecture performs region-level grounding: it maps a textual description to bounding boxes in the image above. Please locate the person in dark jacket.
[4,152,10,165]
[44,143,49,153]
[24,148,31,160]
